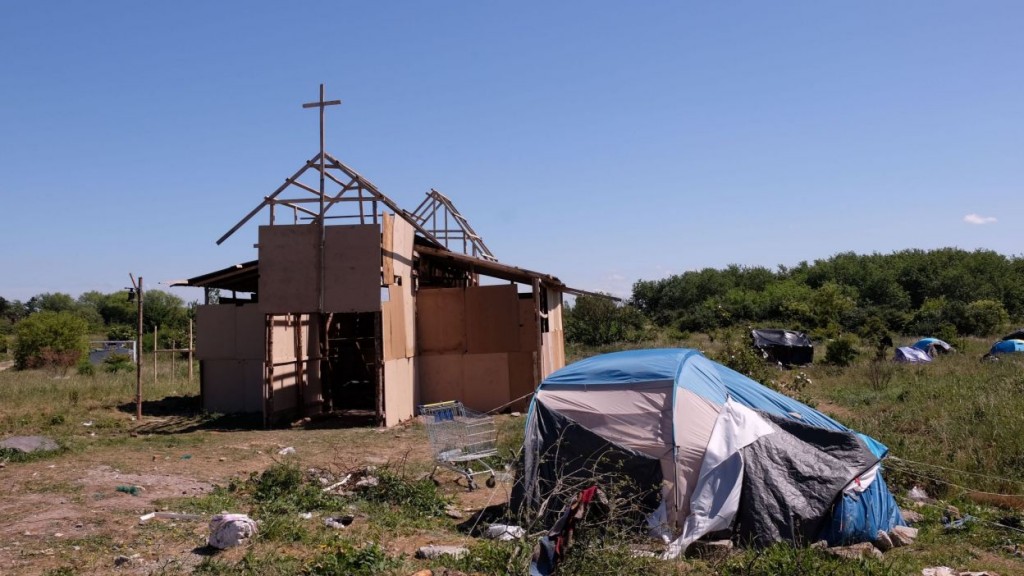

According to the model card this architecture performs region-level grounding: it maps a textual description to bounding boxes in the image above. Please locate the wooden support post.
[135,276,144,421]
[532,278,544,387]
[153,324,158,385]
[264,315,274,428]
[188,319,194,385]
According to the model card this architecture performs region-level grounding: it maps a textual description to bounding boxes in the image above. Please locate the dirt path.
[0,361,14,372]
[0,420,504,575]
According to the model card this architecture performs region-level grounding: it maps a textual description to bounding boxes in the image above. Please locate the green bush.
[13,311,88,370]
[823,335,859,367]
[102,353,134,373]
[76,357,96,376]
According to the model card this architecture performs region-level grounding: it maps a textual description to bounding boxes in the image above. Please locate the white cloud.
[964,213,997,225]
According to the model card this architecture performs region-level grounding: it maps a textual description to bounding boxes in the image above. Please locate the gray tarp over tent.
[751,329,814,366]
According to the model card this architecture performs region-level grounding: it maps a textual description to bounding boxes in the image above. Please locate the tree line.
[0,290,193,370]
[567,248,1024,346]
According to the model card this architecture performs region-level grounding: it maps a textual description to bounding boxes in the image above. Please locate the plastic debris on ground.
[415,545,469,559]
[484,524,525,541]
[323,516,353,530]
[139,511,204,524]
[115,485,143,496]
[208,513,258,549]
[277,446,296,455]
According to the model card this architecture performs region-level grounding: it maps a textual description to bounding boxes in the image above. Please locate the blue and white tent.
[912,338,953,356]
[990,339,1024,355]
[519,349,903,556]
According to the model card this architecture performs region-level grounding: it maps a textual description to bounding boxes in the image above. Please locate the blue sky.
[1,2,1021,302]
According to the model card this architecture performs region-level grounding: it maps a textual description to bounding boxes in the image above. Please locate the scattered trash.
[687,539,733,560]
[322,474,352,493]
[323,516,354,530]
[139,512,204,524]
[921,569,957,576]
[115,485,144,496]
[943,514,975,531]
[180,454,192,460]
[208,513,258,549]
[873,530,893,552]
[415,545,469,560]
[827,541,883,560]
[219,457,226,462]
[0,436,59,454]
[510,412,521,418]
[890,525,919,547]
[901,509,925,524]
[908,485,934,504]
[114,553,140,567]
[444,505,464,520]
[484,524,525,541]
[298,512,313,520]
[277,447,296,456]
[355,475,379,489]
[82,421,93,427]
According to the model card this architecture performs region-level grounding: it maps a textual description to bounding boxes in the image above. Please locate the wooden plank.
[259,225,319,313]
[463,353,510,413]
[194,305,236,360]
[416,288,466,354]
[465,284,520,354]
[508,351,536,412]
[383,358,415,427]
[323,224,382,313]
[382,213,395,285]
[518,298,538,352]
[417,353,463,405]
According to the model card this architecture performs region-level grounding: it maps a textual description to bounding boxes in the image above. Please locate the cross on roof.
[302,84,342,219]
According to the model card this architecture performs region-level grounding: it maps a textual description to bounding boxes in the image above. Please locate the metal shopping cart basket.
[419,400,498,490]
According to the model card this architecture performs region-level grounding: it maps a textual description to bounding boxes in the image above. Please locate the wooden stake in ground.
[129,274,144,421]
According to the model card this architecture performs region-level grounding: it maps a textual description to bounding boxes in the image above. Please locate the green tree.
[13,311,88,370]
[963,299,1009,336]
[565,295,645,346]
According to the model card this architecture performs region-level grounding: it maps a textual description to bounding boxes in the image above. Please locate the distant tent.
[911,338,953,357]
[517,349,903,559]
[1000,329,1024,342]
[894,347,932,363]
[989,339,1024,355]
[751,329,814,366]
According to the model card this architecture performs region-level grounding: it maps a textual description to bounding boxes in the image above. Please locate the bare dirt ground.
[0,417,510,575]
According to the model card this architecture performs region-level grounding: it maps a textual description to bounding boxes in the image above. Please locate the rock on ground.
[0,436,59,453]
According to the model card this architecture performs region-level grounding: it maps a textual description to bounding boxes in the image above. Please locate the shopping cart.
[419,400,498,490]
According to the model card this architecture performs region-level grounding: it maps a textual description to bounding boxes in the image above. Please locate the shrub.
[13,311,87,370]
[38,346,80,377]
[76,357,95,377]
[823,335,859,367]
[103,353,134,373]
[106,324,136,341]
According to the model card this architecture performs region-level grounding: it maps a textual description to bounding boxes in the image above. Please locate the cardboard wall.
[416,284,541,413]
[197,304,266,415]
[201,359,264,414]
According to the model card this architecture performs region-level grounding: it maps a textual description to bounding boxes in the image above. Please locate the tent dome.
[990,339,1024,355]
[519,348,903,557]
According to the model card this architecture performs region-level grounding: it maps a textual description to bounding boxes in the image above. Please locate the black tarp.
[1001,329,1024,342]
[513,402,663,526]
[735,413,879,547]
[751,329,814,366]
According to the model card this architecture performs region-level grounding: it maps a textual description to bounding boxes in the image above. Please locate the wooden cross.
[302,84,341,218]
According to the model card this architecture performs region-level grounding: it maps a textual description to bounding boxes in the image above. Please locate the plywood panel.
[384,357,415,427]
[463,353,510,413]
[235,304,266,361]
[270,315,298,362]
[195,306,236,360]
[392,217,417,357]
[202,359,263,414]
[382,287,408,361]
[418,353,464,405]
[416,288,466,354]
[546,288,566,368]
[259,225,318,313]
[518,299,538,353]
[465,285,520,354]
[381,213,395,285]
[508,352,536,412]
[323,224,382,313]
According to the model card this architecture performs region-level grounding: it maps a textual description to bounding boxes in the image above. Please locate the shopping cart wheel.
[466,468,477,491]
[468,478,478,491]
[486,475,497,488]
